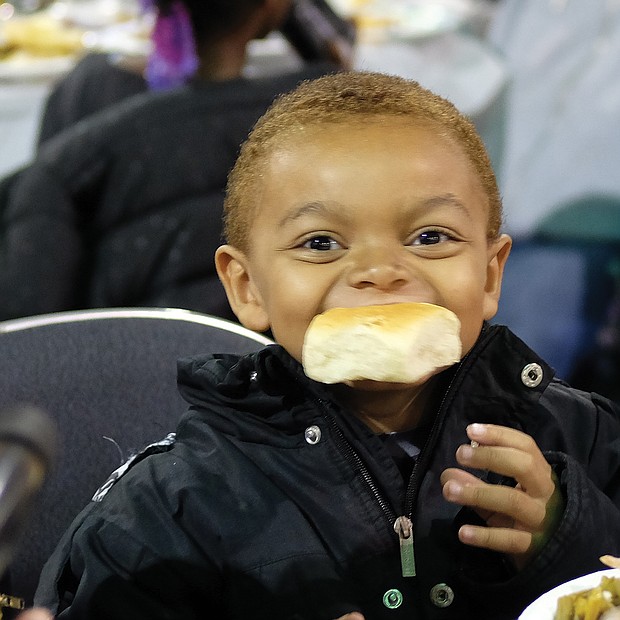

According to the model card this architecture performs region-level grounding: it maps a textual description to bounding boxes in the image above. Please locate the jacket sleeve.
[460,391,620,617]
[0,159,86,320]
[35,484,225,619]
[37,53,147,146]
[541,392,620,569]
[51,522,218,619]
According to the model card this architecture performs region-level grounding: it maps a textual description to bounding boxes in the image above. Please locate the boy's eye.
[411,230,450,246]
[303,235,341,251]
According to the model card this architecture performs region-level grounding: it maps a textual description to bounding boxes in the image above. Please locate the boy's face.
[217,119,511,370]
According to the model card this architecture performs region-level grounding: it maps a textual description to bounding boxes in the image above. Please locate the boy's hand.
[15,609,54,620]
[440,423,564,569]
[15,607,363,620]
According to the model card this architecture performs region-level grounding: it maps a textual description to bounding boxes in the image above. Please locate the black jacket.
[37,53,148,145]
[0,64,335,322]
[35,325,620,619]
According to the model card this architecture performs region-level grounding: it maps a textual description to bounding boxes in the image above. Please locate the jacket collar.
[446,323,555,431]
[175,324,555,441]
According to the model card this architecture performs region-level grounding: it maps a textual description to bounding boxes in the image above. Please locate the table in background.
[0,0,506,180]
[0,80,50,178]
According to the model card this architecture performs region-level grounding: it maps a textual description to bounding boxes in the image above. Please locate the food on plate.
[0,14,84,58]
[554,575,620,620]
[302,302,461,384]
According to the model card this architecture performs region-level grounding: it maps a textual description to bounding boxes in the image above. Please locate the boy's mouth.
[324,298,435,312]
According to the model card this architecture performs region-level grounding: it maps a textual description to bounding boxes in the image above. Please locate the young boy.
[33,72,620,619]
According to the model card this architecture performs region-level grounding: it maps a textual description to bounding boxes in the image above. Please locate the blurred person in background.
[37,0,354,144]
[0,0,348,322]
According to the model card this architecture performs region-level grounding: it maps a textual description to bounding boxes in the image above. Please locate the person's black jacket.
[37,53,147,146]
[0,64,335,322]
[35,325,620,619]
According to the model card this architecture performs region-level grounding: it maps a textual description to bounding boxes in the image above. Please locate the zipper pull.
[394,516,416,577]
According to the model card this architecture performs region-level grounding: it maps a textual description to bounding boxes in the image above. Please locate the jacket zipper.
[403,328,492,516]
[394,515,416,577]
[307,327,493,579]
[316,398,418,577]
[401,327,495,573]
[316,400,397,524]
[394,369,463,578]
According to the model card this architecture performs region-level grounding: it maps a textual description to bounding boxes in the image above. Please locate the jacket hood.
[175,344,326,445]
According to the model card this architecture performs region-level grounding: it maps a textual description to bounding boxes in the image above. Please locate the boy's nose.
[347,245,411,291]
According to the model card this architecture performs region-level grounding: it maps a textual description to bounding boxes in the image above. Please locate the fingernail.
[459,525,475,543]
[459,444,474,460]
[446,480,463,499]
[468,423,486,438]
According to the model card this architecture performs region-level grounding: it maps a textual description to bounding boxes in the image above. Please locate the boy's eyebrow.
[278,201,340,227]
[417,194,473,219]
[279,194,473,227]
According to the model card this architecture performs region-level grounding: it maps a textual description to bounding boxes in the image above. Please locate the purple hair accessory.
[145,0,199,91]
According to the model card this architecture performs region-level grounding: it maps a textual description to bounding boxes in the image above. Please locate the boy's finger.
[441,468,494,521]
[457,444,551,491]
[443,478,546,529]
[456,442,554,499]
[458,523,532,555]
[467,423,538,453]
[440,467,480,487]
[456,444,527,479]
[16,610,54,620]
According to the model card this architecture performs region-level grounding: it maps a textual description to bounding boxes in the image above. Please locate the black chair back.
[0,307,271,604]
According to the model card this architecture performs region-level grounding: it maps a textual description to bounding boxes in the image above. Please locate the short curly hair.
[224,71,503,252]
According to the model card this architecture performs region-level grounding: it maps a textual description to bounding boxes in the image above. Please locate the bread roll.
[302,303,461,384]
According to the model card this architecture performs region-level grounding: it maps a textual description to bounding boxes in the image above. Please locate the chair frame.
[0,307,272,604]
[0,307,272,345]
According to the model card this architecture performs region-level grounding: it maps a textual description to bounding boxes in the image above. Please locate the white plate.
[0,53,76,81]
[387,4,469,41]
[519,569,620,619]
[339,0,475,42]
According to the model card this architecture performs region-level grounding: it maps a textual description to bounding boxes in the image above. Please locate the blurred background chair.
[0,307,272,606]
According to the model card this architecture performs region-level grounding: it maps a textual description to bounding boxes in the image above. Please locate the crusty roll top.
[302,302,462,384]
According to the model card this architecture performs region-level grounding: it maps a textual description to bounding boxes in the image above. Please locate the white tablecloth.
[0,80,51,179]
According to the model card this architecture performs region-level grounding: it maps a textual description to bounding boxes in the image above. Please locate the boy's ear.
[483,234,512,321]
[215,245,270,332]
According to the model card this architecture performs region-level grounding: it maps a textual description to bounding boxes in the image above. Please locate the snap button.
[382,588,403,609]
[429,583,454,608]
[304,425,322,445]
[521,363,543,388]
